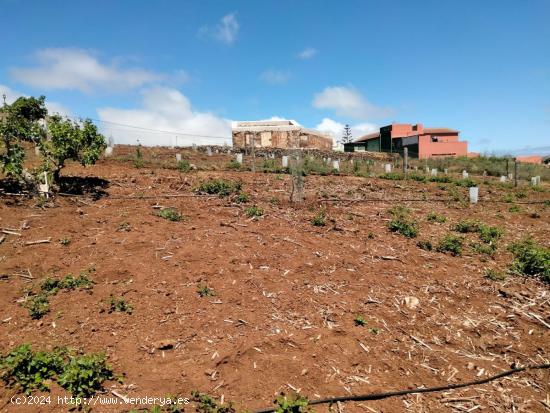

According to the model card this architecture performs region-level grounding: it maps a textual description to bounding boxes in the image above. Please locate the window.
[431,136,438,142]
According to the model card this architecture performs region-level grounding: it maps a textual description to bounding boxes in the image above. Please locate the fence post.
[251,133,256,173]
[403,147,408,176]
[514,159,518,187]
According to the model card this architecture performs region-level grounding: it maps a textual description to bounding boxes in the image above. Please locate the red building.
[344,123,468,159]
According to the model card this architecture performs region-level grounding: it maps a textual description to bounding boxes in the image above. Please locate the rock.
[153,339,176,350]
[403,296,420,310]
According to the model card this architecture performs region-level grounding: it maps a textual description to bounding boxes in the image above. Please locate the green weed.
[245,205,263,218]
[196,179,242,197]
[157,208,183,222]
[427,212,446,223]
[311,207,327,227]
[436,235,463,256]
[108,296,133,314]
[508,238,550,282]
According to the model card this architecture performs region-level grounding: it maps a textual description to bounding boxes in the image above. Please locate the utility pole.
[403,147,408,176]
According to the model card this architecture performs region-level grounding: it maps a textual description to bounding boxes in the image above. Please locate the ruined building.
[232,120,333,150]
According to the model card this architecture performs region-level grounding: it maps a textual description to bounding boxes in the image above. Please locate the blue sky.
[1,0,549,153]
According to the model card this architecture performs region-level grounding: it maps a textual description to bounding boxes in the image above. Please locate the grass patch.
[379,172,404,180]
[436,234,463,256]
[176,159,191,172]
[429,175,453,183]
[455,178,477,187]
[508,238,550,282]
[485,268,507,281]
[157,208,183,222]
[408,174,427,182]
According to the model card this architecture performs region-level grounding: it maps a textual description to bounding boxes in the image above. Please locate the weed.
[544,200,550,207]
[311,207,327,227]
[436,235,463,256]
[41,273,94,294]
[196,179,242,197]
[388,205,411,217]
[0,344,65,394]
[515,191,527,199]
[274,393,311,413]
[157,208,183,222]
[367,232,375,239]
[57,352,114,398]
[367,327,380,335]
[454,219,480,233]
[471,242,497,256]
[0,345,113,398]
[197,285,215,297]
[409,174,427,182]
[455,178,477,187]
[269,197,280,205]
[429,175,453,183]
[417,240,433,251]
[509,204,521,213]
[59,238,71,246]
[379,172,404,180]
[427,212,446,223]
[502,193,515,203]
[192,391,236,413]
[485,268,507,281]
[388,205,418,238]
[176,159,191,173]
[508,238,550,282]
[478,225,503,243]
[354,315,366,326]
[245,205,263,218]
[226,159,241,170]
[117,221,131,232]
[108,296,133,314]
[25,293,50,319]
[134,146,144,168]
[234,192,249,204]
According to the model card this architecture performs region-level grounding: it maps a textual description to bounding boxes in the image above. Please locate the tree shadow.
[59,176,110,200]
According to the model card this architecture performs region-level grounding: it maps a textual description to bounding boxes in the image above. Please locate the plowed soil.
[1,151,549,412]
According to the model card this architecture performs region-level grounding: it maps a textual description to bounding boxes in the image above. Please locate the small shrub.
[354,315,366,326]
[478,225,503,244]
[25,293,50,319]
[471,242,497,256]
[158,208,183,222]
[417,240,433,251]
[436,235,463,256]
[455,178,477,187]
[133,146,145,168]
[41,273,94,294]
[59,238,71,246]
[409,174,427,182]
[57,352,114,398]
[0,344,65,394]
[485,268,507,281]
[427,212,446,223]
[197,285,215,297]
[508,238,550,282]
[176,159,191,172]
[503,193,515,203]
[226,159,241,170]
[429,175,453,183]
[234,192,249,204]
[108,296,133,314]
[192,391,236,413]
[245,205,263,218]
[388,217,418,238]
[454,219,479,233]
[196,179,242,197]
[379,172,404,180]
[311,207,327,227]
[274,393,311,413]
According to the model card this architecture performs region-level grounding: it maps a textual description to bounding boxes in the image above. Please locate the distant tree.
[340,124,353,144]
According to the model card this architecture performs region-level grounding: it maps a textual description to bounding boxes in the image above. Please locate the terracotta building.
[344,123,468,159]
[232,120,333,150]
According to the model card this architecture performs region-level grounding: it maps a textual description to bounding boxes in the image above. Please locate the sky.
[1,0,549,154]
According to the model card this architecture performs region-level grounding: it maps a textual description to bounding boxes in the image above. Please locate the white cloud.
[10,48,174,93]
[312,86,391,120]
[260,69,291,85]
[199,13,239,45]
[97,87,232,146]
[297,47,317,59]
[0,83,72,117]
[315,117,378,143]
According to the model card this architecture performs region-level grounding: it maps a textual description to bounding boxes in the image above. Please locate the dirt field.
[1,150,549,412]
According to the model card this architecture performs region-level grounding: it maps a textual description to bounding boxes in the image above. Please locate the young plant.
[196,179,242,197]
[354,315,366,326]
[59,238,71,246]
[176,159,191,172]
[197,285,215,297]
[191,391,236,413]
[454,219,480,233]
[508,238,550,282]
[134,146,145,168]
[25,293,50,319]
[417,240,433,251]
[245,205,263,218]
[427,212,446,223]
[311,207,327,227]
[226,159,242,170]
[436,234,463,256]
[57,352,114,398]
[274,393,311,413]
[157,208,183,222]
[485,268,507,281]
[379,172,404,180]
[108,296,133,314]
[234,192,249,204]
